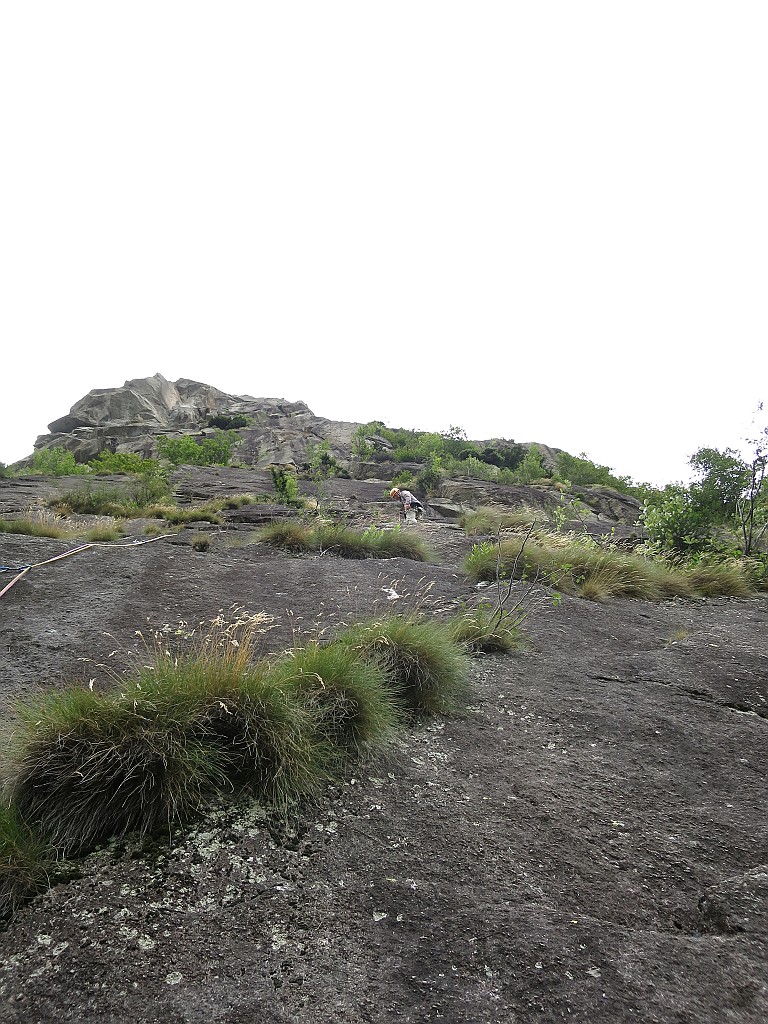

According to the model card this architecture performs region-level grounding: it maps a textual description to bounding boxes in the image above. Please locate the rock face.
[28,374,641,525]
[33,373,361,470]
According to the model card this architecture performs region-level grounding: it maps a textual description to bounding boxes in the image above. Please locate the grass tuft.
[10,687,230,856]
[267,641,402,755]
[0,805,52,922]
[336,615,470,717]
[447,604,524,653]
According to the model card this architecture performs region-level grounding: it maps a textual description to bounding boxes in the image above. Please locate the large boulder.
[33,374,360,470]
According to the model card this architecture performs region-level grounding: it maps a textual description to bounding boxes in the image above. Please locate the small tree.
[515,444,549,484]
[351,426,374,464]
[735,404,768,555]
[270,467,303,507]
[640,487,712,553]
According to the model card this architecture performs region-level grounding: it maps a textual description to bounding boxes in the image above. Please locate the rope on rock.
[0,534,175,602]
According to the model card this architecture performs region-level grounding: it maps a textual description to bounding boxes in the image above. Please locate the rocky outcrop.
[33,374,361,471]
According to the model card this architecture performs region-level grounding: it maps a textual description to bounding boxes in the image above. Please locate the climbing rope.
[0,534,175,601]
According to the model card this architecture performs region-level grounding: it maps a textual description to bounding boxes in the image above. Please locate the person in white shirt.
[389,487,424,521]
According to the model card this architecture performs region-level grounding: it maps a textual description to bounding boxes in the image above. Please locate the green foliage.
[206,414,248,429]
[514,444,549,484]
[414,456,444,495]
[336,616,470,717]
[258,520,434,561]
[447,604,524,654]
[554,451,633,491]
[351,426,375,463]
[30,447,88,476]
[304,441,342,500]
[689,447,750,521]
[445,455,500,482]
[0,805,51,922]
[270,467,304,507]
[88,452,162,476]
[0,462,8,478]
[157,431,239,467]
[268,641,401,754]
[471,443,525,471]
[640,488,712,553]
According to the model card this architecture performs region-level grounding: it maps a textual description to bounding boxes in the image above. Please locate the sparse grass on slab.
[259,521,433,562]
[460,506,539,535]
[0,513,70,539]
[447,604,525,654]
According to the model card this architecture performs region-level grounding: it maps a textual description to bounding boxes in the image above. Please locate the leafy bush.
[415,456,444,495]
[514,444,549,484]
[30,447,88,476]
[640,488,712,554]
[554,451,634,492]
[270,467,304,507]
[207,414,249,429]
[88,452,163,476]
[157,431,239,467]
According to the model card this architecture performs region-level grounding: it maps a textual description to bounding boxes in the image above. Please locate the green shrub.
[336,616,470,717]
[415,456,444,495]
[157,432,239,467]
[207,415,248,429]
[554,451,633,492]
[30,447,88,476]
[514,444,549,484]
[270,467,304,507]
[460,506,538,535]
[88,453,163,477]
[640,488,712,554]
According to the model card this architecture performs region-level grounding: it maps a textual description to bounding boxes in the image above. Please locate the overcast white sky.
[1,2,766,487]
